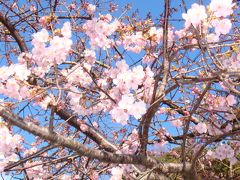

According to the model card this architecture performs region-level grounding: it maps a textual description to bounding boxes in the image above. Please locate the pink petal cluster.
[32,28,49,43]
[23,147,37,156]
[206,33,219,43]
[110,94,146,125]
[113,61,145,90]
[121,32,147,53]
[83,18,120,49]
[0,64,30,81]
[106,61,149,123]
[208,122,232,136]
[0,78,30,100]
[67,88,90,116]
[59,174,71,180]
[30,22,72,76]
[209,0,235,17]
[86,4,96,15]
[83,49,96,65]
[67,86,104,116]
[0,63,31,100]
[204,93,236,112]
[226,94,237,106]
[149,27,163,43]
[36,94,54,110]
[61,21,72,38]
[62,65,92,88]
[208,144,237,165]
[211,19,232,35]
[223,53,240,71]
[25,161,49,179]
[100,61,154,111]
[110,167,123,180]
[0,124,22,172]
[194,122,207,134]
[171,119,183,127]
[121,129,140,154]
[182,3,207,28]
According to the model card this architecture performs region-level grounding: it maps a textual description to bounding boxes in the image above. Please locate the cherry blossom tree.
[0,0,239,179]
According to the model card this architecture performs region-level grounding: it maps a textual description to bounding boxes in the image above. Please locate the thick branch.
[0,106,190,173]
[56,108,117,152]
[139,0,170,154]
[0,12,28,52]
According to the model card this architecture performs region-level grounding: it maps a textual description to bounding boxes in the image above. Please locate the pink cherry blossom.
[59,174,71,180]
[223,53,240,71]
[212,19,232,35]
[226,94,237,106]
[148,27,163,43]
[39,16,48,26]
[62,65,92,87]
[209,0,235,17]
[206,33,219,43]
[61,21,71,38]
[0,124,21,172]
[116,60,129,72]
[132,65,145,81]
[213,144,235,162]
[23,147,37,156]
[32,28,49,43]
[3,78,21,100]
[30,22,73,76]
[118,94,135,110]
[100,14,113,22]
[194,122,207,134]
[30,5,36,12]
[86,4,96,15]
[25,161,49,179]
[50,36,72,51]
[83,49,96,65]
[37,94,53,110]
[12,64,31,81]
[122,31,147,53]
[171,119,182,127]
[142,53,157,64]
[110,107,129,125]
[69,3,76,10]
[128,101,147,119]
[83,18,119,49]
[121,129,140,154]
[110,167,123,180]
[182,3,207,28]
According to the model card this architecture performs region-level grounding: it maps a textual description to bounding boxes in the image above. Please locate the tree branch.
[0,105,190,173]
[0,12,28,52]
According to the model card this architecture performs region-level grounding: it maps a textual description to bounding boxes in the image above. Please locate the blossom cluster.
[83,16,120,49]
[182,0,235,40]
[0,123,22,172]
[64,58,154,125]
[25,161,49,179]
[0,64,30,100]
[110,167,124,180]
[104,60,155,124]
[117,26,174,54]
[203,92,237,111]
[21,22,72,77]
[223,52,240,71]
[207,144,237,165]
[120,129,139,154]
[120,31,147,53]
